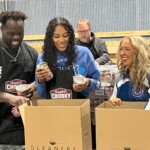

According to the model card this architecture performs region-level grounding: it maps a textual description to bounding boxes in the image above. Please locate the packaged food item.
[89,65,119,100]
[37,61,48,69]
[16,84,28,95]
[73,74,84,84]
[37,61,53,81]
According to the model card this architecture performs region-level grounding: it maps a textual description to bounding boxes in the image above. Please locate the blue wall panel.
[0,0,150,35]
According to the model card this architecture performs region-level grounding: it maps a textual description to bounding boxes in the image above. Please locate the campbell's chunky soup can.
[16,84,28,95]
[37,61,48,69]
[73,74,84,84]
[37,61,54,81]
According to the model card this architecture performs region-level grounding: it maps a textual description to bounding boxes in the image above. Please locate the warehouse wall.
[0,0,150,35]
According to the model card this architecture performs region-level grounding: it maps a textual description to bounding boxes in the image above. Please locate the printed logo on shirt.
[57,65,73,70]
[73,65,86,74]
[5,79,26,93]
[11,106,21,117]
[50,88,72,99]
[0,66,2,79]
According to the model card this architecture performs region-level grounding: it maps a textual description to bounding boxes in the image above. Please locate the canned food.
[37,61,53,81]
[16,84,28,95]
[104,87,110,95]
[73,74,84,84]
[37,61,48,69]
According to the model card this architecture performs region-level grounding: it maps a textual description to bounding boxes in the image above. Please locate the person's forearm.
[96,53,110,65]
[0,92,13,103]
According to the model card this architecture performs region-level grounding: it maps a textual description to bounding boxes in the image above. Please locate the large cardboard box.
[19,99,92,150]
[96,101,150,150]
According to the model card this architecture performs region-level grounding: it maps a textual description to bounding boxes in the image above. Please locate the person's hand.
[109,98,122,107]
[73,77,90,92]
[17,82,36,98]
[95,61,99,67]
[36,66,52,83]
[8,94,29,107]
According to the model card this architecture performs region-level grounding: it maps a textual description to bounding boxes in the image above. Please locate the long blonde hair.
[116,35,150,90]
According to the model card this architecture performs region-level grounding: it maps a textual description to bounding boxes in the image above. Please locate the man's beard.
[80,37,92,43]
[80,38,88,43]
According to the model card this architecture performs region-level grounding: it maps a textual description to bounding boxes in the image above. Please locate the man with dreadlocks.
[0,10,38,144]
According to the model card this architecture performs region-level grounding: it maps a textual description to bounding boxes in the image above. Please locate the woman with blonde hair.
[109,35,150,106]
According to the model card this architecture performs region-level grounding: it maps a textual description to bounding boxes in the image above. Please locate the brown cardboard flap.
[29,99,89,106]
[19,99,90,127]
[19,102,28,126]
[97,100,147,109]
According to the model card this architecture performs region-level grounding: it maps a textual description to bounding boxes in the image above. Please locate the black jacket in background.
[76,32,110,65]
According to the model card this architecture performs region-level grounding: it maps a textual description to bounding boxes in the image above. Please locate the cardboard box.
[19,99,92,150]
[95,101,150,150]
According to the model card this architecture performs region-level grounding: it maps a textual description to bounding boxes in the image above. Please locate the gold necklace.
[1,47,20,63]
